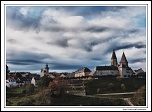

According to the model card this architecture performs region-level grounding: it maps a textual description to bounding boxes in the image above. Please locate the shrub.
[121,84,126,92]
[36,89,52,105]
[39,75,53,88]
[22,89,26,94]
[48,77,69,97]
[25,83,35,94]
[107,83,115,91]
[131,85,146,106]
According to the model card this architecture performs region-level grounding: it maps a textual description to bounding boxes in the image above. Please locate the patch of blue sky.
[135,14,146,28]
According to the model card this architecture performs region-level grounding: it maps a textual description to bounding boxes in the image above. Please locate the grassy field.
[6,87,129,106]
[6,78,145,106]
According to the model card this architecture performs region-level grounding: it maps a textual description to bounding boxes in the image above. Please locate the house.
[16,80,25,87]
[48,73,56,79]
[6,78,17,88]
[21,72,30,77]
[90,66,119,76]
[133,68,144,75]
[89,50,133,78]
[8,72,17,78]
[60,73,66,78]
[66,72,75,78]
[75,67,91,77]
[133,68,145,78]
[31,77,40,87]
[17,77,30,85]
[136,72,146,78]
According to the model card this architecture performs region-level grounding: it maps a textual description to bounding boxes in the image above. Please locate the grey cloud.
[7,59,42,65]
[104,41,146,55]
[7,39,17,44]
[128,29,140,34]
[116,42,146,50]
[51,63,83,70]
[7,51,52,65]
[6,6,146,73]
[86,26,109,32]
[47,38,69,47]
[129,58,146,63]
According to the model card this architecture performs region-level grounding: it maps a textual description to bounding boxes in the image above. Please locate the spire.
[45,63,49,69]
[120,52,128,63]
[111,49,118,66]
[45,63,49,74]
[111,49,117,59]
[120,52,128,67]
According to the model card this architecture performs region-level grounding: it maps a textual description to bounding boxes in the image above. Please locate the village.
[6,50,146,106]
[6,50,145,88]
[3,3,150,111]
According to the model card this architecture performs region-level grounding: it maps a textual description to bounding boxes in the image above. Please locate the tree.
[6,65,10,79]
[25,83,35,94]
[15,72,22,79]
[131,85,146,106]
[107,83,115,91]
[48,77,69,97]
[120,84,126,92]
[36,89,52,105]
[39,75,53,88]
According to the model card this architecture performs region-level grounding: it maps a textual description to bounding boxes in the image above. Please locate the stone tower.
[120,52,128,67]
[111,49,118,66]
[45,63,49,74]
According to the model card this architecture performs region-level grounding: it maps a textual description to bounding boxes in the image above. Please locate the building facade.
[90,50,133,78]
[75,67,91,77]
[40,63,49,77]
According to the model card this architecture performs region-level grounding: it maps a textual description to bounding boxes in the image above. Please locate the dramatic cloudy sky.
[6,6,146,73]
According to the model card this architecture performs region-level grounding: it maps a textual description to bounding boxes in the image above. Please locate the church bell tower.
[45,63,49,74]
[111,49,118,66]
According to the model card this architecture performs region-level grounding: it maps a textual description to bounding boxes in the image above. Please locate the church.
[40,63,49,77]
[89,50,133,78]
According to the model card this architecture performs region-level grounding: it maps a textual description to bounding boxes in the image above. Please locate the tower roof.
[75,67,91,73]
[111,49,117,59]
[120,52,128,63]
[45,63,49,69]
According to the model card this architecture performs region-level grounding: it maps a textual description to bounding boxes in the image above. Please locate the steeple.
[111,49,117,59]
[120,52,128,67]
[111,49,118,66]
[45,63,49,74]
[45,63,49,68]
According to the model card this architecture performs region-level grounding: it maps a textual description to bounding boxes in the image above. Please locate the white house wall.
[31,78,36,86]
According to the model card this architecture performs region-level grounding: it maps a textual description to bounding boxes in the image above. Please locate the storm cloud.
[6,6,146,73]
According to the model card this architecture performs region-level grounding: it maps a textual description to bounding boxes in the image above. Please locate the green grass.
[6,78,145,106]
[7,93,39,106]
[6,88,129,106]
[6,87,39,106]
